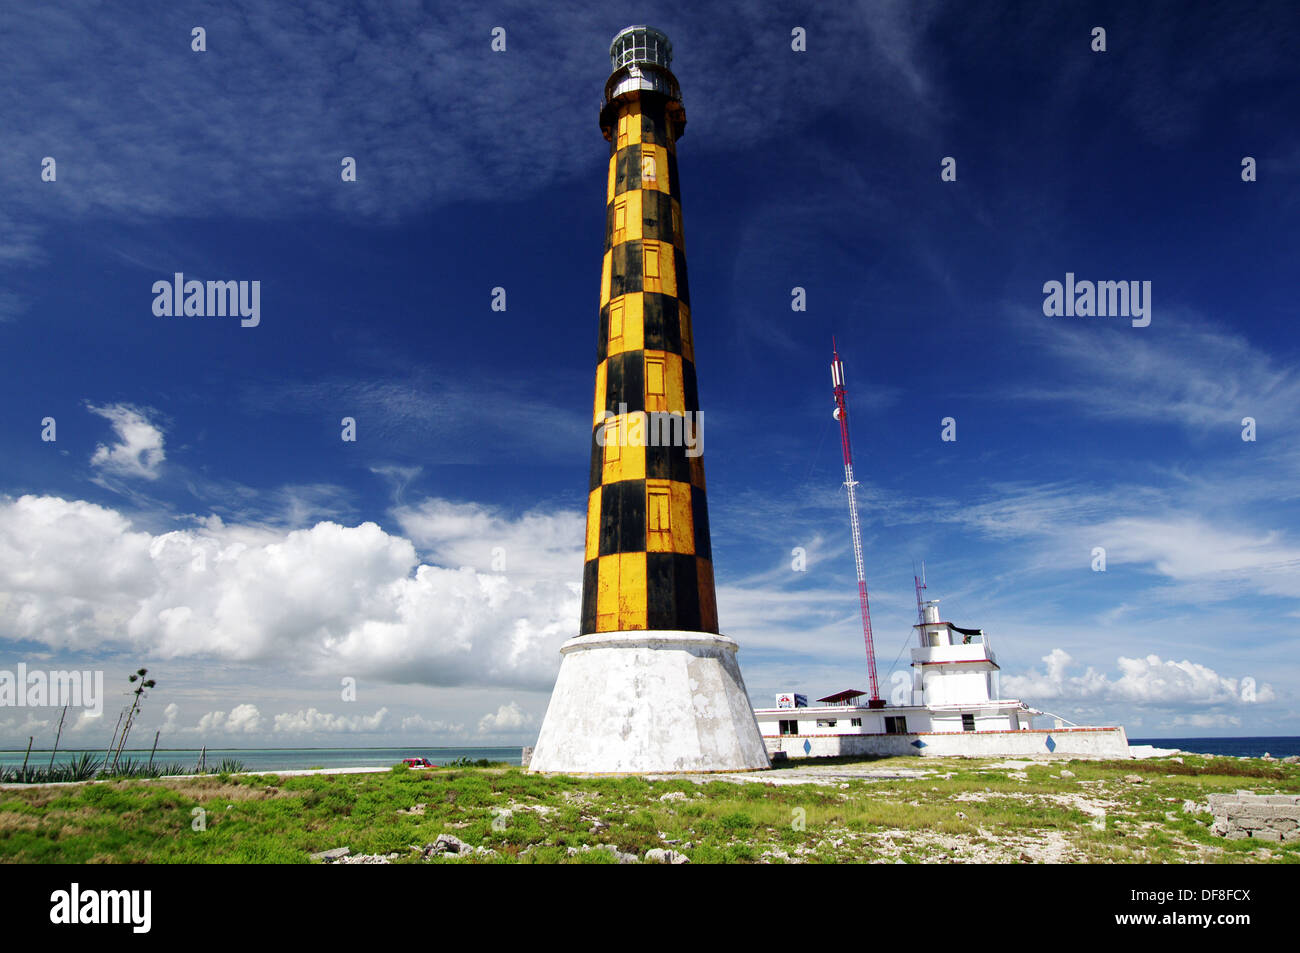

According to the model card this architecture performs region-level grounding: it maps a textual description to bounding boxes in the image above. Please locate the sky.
[1,0,1298,750]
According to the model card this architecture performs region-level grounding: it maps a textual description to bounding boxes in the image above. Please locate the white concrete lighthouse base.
[528,631,771,775]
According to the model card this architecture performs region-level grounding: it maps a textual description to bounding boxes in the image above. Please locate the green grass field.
[2,754,1296,863]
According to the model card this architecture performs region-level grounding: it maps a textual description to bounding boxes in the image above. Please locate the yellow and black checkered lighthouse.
[580,26,717,636]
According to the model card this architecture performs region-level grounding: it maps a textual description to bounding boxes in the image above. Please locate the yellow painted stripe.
[618,552,647,629]
[585,487,601,562]
[600,248,612,306]
[601,414,647,483]
[606,293,643,357]
[669,480,695,555]
[592,360,607,427]
[611,189,642,244]
[643,144,669,194]
[596,553,620,630]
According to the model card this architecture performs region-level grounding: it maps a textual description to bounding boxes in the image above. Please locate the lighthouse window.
[613,200,628,243]
[647,486,670,544]
[602,421,621,465]
[962,714,976,732]
[643,241,660,279]
[642,153,658,184]
[609,298,625,346]
[617,113,630,149]
[645,357,665,396]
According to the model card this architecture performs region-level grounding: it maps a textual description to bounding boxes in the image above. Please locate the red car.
[402,757,435,768]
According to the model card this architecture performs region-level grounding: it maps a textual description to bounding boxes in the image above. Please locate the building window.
[885,716,908,734]
[617,113,630,149]
[816,719,837,728]
[851,718,862,727]
[641,152,657,185]
[962,714,976,732]
[779,719,799,736]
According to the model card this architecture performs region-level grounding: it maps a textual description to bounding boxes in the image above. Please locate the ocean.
[0,746,523,772]
[1128,737,1300,759]
[4,738,1297,772]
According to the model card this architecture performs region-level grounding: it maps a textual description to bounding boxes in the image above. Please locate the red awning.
[816,689,867,704]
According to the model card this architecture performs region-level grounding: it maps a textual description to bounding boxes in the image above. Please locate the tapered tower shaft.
[528,27,769,774]
[580,26,716,636]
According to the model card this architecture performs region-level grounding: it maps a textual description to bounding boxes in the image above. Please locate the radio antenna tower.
[831,339,883,707]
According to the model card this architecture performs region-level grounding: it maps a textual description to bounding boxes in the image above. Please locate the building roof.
[816,689,867,703]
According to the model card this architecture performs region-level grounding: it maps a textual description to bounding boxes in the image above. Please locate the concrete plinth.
[529,630,771,774]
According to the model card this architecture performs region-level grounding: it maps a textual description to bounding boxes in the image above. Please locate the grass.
[0,754,1296,864]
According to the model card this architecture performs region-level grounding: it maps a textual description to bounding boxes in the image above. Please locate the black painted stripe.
[645,441,691,484]
[645,552,702,631]
[599,479,647,556]
[604,350,645,416]
[641,190,675,245]
[610,240,643,299]
[642,293,681,354]
[614,144,643,196]
[580,558,599,633]
[588,425,604,491]
[682,356,699,413]
[673,246,690,306]
[690,485,712,561]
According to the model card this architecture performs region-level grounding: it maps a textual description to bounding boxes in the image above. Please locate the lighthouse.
[529,26,770,774]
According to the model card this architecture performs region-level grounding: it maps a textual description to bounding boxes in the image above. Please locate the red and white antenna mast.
[831,339,883,708]
[914,561,928,623]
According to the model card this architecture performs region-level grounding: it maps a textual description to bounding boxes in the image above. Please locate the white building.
[753,597,1130,759]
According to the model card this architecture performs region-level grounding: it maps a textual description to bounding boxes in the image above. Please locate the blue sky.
[2,0,1298,748]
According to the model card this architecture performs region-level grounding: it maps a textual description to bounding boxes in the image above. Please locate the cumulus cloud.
[477,701,532,734]
[400,714,464,735]
[0,494,580,690]
[197,704,262,734]
[87,404,165,480]
[273,707,388,733]
[1003,648,1275,706]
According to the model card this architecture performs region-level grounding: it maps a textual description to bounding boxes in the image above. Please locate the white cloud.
[87,404,165,480]
[478,701,532,734]
[197,704,262,734]
[400,714,464,735]
[273,707,388,733]
[0,494,579,690]
[1167,713,1241,730]
[1003,648,1276,706]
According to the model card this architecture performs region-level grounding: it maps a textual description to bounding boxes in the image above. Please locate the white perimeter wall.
[763,726,1131,760]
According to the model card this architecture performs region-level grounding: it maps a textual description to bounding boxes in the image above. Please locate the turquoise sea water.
[4,738,1297,771]
[0,746,522,771]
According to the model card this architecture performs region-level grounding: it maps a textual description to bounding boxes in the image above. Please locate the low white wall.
[765,726,1130,760]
